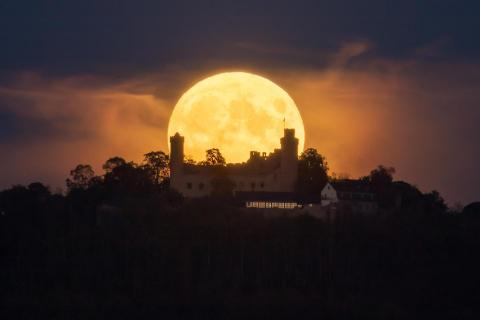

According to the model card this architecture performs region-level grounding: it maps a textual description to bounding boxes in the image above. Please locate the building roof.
[330,179,377,202]
[332,179,374,193]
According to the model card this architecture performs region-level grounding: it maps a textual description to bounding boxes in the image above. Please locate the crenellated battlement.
[169,129,299,197]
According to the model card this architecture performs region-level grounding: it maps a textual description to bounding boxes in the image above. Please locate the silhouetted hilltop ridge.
[1,151,479,319]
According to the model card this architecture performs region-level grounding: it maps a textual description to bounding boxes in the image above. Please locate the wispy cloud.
[0,73,172,190]
[274,56,480,205]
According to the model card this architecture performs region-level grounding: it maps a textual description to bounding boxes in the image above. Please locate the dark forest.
[2,151,480,320]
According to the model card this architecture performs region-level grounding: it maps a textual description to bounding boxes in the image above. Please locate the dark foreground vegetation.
[1,152,480,319]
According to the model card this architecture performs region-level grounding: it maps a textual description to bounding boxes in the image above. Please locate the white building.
[321,180,378,214]
[321,182,338,206]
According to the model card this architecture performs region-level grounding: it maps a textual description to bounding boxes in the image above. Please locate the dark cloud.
[1,0,479,75]
[0,108,76,143]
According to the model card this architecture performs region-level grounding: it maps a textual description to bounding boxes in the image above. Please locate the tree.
[27,182,51,197]
[143,151,169,184]
[423,190,447,213]
[204,148,226,166]
[296,148,329,195]
[360,165,397,208]
[369,165,396,192]
[66,164,95,191]
[102,160,157,195]
[185,155,196,165]
[102,156,127,173]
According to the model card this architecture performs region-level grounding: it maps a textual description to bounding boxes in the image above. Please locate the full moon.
[167,72,305,163]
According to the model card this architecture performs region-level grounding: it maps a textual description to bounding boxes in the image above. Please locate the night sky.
[1,0,479,205]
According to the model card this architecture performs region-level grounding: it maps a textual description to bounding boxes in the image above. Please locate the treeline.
[1,152,480,319]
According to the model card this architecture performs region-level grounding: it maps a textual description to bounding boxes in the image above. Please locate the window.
[260,182,265,188]
[187,182,192,189]
[199,182,204,190]
[251,182,256,190]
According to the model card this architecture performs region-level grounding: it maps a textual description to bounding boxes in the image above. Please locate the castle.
[169,128,378,215]
[169,129,299,197]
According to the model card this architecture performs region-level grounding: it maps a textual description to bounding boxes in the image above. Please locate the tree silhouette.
[102,156,127,173]
[66,164,95,191]
[362,165,396,208]
[143,151,169,184]
[27,182,51,198]
[423,190,447,212]
[103,161,155,195]
[296,148,328,195]
[185,155,197,164]
[368,165,396,191]
[204,148,226,166]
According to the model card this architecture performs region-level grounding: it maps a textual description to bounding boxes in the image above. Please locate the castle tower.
[170,132,184,190]
[280,128,299,191]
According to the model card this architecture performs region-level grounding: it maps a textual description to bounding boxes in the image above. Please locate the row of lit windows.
[246,201,299,209]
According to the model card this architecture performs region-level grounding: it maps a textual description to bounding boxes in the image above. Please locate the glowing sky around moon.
[167,72,305,163]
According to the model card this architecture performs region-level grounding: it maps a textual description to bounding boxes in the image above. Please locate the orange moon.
[167,72,305,163]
